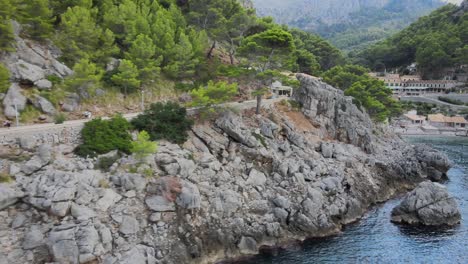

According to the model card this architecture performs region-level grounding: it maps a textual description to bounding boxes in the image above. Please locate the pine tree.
[0,0,15,51]
[58,5,117,65]
[65,58,103,97]
[0,63,10,94]
[17,0,53,41]
[125,34,161,85]
[164,32,197,79]
[111,59,141,95]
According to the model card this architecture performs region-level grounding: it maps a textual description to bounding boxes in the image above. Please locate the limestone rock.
[391,181,461,226]
[246,169,267,186]
[215,111,258,148]
[96,189,122,211]
[34,79,53,90]
[31,95,56,115]
[237,236,257,255]
[145,196,175,212]
[119,216,139,235]
[2,83,26,119]
[0,184,24,210]
[22,225,44,250]
[176,181,201,209]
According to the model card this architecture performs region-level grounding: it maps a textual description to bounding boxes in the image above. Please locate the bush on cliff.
[131,131,158,160]
[131,102,193,145]
[75,115,132,157]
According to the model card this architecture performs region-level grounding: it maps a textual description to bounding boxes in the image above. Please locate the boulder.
[119,216,139,235]
[176,181,201,209]
[34,79,53,90]
[215,111,258,148]
[246,169,267,186]
[21,144,52,175]
[2,83,27,119]
[391,181,461,226]
[11,60,45,83]
[145,196,175,212]
[0,184,24,210]
[61,93,80,112]
[31,95,56,115]
[237,236,257,255]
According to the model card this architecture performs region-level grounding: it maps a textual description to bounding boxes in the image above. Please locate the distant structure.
[369,73,464,96]
[428,114,467,128]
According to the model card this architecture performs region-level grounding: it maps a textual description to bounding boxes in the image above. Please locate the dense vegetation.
[75,115,133,157]
[131,102,193,144]
[322,65,401,121]
[353,4,468,78]
[0,0,401,124]
[253,0,446,52]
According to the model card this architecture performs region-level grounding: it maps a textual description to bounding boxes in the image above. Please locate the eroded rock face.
[391,181,461,226]
[294,74,374,153]
[0,75,452,264]
[2,83,27,119]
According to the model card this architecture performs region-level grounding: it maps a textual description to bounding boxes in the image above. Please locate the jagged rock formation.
[1,21,72,119]
[0,75,451,264]
[391,181,461,226]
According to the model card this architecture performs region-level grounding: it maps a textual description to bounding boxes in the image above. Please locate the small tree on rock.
[131,131,158,160]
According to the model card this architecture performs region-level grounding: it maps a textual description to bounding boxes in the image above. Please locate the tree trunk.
[207,41,216,58]
[229,52,234,65]
[256,94,262,115]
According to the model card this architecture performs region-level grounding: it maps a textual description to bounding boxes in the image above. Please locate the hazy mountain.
[252,0,463,51]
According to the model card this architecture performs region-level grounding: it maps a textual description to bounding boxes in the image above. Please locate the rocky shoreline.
[0,74,452,264]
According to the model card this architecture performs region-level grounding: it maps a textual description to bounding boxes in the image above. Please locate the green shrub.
[54,113,66,124]
[75,115,132,157]
[131,131,158,159]
[131,102,193,144]
[217,65,255,78]
[46,75,62,85]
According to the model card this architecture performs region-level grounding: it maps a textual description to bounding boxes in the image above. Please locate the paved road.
[400,96,468,110]
[0,98,284,137]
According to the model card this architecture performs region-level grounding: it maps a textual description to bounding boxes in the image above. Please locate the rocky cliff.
[1,22,73,120]
[0,74,451,264]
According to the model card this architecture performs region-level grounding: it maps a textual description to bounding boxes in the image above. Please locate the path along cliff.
[0,74,451,264]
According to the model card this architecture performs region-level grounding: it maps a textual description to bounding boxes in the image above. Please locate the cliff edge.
[0,74,450,264]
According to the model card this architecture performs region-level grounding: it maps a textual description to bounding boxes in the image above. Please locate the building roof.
[404,114,426,121]
[428,114,447,123]
[405,80,461,84]
[428,114,467,123]
[447,116,468,124]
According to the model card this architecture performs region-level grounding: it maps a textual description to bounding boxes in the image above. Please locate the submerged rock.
[391,181,461,226]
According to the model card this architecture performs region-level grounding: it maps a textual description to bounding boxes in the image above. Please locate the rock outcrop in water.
[391,181,461,226]
[0,74,451,264]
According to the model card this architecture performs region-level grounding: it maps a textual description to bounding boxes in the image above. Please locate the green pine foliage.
[131,102,193,144]
[65,58,103,96]
[0,0,15,51]
[131,131,158,160]
[111,59,141,95]
[190,81,238,108]
[321,65,402,121]
[16,0,53,41]
[355,4,468,78]
[75,115,133,157]
[0,63,10,94]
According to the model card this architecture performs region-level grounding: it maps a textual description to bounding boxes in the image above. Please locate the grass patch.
[20,105,42,123]
[0,173,14,183]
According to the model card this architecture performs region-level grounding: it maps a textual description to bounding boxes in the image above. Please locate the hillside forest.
[0,0,402,123]
[353,4,468,79]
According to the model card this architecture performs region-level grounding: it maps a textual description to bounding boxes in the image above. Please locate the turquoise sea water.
[241,136,468,264]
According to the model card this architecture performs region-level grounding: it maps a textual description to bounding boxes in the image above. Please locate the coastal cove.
[239,136,468,264]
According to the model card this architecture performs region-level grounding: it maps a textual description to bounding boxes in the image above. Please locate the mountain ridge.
[252,0,463,50]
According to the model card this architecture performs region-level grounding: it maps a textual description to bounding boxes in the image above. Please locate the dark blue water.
[244,136,468,264]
